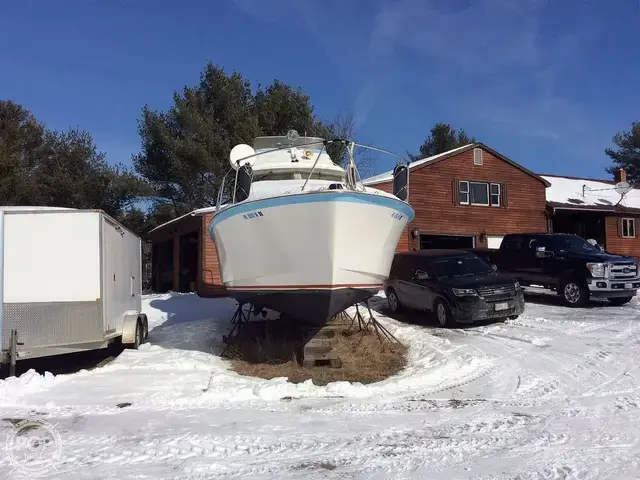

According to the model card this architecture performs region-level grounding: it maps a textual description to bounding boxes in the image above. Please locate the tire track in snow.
[39,410,564,479]
[444,321,636,410]
[507,313,635,342]
[517,348,615,401]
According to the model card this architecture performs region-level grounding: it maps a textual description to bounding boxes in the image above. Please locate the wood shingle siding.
[606,215,640,258]
[199,212,226,296]
[367,147,549,250]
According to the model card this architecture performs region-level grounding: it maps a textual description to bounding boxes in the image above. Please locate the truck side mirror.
[535,246,553,258]
[491,264,498,272]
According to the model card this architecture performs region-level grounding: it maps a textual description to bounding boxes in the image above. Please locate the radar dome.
[229,144,257,170]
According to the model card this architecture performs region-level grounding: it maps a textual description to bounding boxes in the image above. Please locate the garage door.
[420,234,475,250]
[487,235,504,249]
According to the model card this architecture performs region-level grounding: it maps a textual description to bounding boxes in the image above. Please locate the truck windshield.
[429,255,493,278]
[548,236,600,253]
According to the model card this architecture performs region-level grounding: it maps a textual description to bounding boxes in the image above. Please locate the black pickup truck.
[469,233,640,307]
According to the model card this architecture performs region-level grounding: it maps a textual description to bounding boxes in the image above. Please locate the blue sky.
[1,0,638,180]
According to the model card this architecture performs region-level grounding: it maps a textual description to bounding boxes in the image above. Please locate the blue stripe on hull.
[209,191,415,229]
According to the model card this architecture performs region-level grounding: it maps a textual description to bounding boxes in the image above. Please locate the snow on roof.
[362,145,473,185]
[542,175,640,210]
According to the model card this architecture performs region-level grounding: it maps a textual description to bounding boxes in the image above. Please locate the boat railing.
[215,130,411,211]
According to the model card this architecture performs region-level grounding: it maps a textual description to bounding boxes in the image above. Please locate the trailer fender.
[121,314,142,345]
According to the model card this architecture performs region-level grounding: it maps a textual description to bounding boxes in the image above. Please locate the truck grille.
[476,284,516,301]
[610,263,639,279]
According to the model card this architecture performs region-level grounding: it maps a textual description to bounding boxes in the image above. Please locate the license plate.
[625,283,632,289]
[495,302,509,311]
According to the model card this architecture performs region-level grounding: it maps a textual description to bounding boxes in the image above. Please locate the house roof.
[541,174,640,213]
[362,143,551,187]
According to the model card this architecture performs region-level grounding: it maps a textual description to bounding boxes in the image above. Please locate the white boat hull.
[208,189,414,323]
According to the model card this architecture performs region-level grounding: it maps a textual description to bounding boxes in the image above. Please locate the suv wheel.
[435,299,454,327]
[608,296,633,306]
[387,288,402,313]
[560,278,588,307]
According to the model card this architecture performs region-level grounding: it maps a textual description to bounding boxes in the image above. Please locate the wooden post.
[172,236,180,291]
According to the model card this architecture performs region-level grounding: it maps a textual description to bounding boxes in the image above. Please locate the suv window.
[427,255,493,279]
[390,255,413,281]
[502,235,523,250]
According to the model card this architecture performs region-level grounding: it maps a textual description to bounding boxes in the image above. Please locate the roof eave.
[547,202,640,214]
[362,143,551,188]
[474,143,551,187]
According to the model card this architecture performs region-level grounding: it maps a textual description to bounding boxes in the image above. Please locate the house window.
[459,181,469,204]
[470,182,489,205]
[490,183,500,207]
[458,180,501,206]
[474,148,483,165]
[622,218,636,238]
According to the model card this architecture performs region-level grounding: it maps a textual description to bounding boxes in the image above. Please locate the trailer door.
[104,218,126,334]
[103,216,141,335]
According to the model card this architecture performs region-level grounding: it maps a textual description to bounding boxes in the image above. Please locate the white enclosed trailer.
[0,207,148,368]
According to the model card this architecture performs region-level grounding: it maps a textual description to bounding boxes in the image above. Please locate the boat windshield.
[253,136,325,151]
[253,171,345,182]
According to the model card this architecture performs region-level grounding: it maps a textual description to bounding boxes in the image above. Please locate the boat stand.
[220,302,251,357]
[345,300,404,348]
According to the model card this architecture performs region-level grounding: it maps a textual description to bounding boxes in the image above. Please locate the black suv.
[384,250,525,326]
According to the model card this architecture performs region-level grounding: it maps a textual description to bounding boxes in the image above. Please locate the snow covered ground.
[2,292,640,479]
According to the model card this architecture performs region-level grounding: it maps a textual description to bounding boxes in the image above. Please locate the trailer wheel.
[128,320,143,350]
[142,317,149,342]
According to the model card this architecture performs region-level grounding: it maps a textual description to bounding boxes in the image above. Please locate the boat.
[207,130,414,326]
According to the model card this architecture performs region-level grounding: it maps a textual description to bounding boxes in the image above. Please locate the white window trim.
[622,218,636,238]
[458,180,502,207]
[490,183,501,207]
[469,181,489,206]
[459,180,470,205]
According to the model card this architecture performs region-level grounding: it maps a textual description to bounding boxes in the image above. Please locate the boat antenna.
[346,141,358,190]
[352,142,408,163]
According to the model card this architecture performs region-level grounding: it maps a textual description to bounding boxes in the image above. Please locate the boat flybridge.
[208,130,414,325]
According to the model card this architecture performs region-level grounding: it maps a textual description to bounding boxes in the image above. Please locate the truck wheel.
[386,288,403,313]
[434,299,454,327]
[560,278,589,307]
[608,296,634,306]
